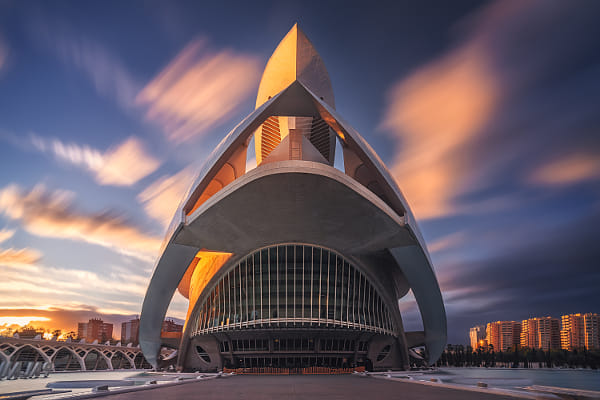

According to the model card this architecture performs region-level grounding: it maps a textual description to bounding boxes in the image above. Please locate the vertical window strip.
[238,264,242,325]
[285,246,288,325]
[301,245,305,321]
[245,259,249,324]
[310,246,314,321]
[326,250,330,326]
[346,261,351,326]
[293,245,296,321]
[227,271,231,326]
[267,247,271,325]
[259,250,263,325]
[333,254,338,323]
[318,247,322,324]
[276,246,279,326]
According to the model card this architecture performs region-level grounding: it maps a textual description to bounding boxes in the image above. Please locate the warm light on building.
[561,313,599,350]
[486,321,521,352]
[77,318,113,343]
[469,325,486,349]
[520,317,560,350]
[121,317,140,345]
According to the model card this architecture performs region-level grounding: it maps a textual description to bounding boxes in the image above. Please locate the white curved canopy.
[139,25,446,369]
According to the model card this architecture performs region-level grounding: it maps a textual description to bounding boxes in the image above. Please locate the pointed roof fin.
[256,24,335,110]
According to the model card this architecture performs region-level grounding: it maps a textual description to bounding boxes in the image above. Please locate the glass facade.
[191,244,394,336]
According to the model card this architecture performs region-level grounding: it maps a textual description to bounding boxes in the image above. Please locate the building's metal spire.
[256,23,335,110]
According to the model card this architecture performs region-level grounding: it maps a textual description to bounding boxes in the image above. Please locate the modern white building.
[139,24,446,371]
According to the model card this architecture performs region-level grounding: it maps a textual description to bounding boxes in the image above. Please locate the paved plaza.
[98,375,522,400]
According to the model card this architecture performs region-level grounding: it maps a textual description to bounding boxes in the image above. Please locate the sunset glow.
[0,316,50,326]
[0,0,598,345]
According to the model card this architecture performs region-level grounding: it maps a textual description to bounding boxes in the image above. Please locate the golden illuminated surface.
[254,24,336,165]
[177,251,232,321]
[185,144,247,216]
[255,25,300,109]
[177,257,201,299]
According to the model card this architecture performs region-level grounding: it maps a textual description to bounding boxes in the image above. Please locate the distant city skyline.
[470,312,599,350]
[1,1,599,346]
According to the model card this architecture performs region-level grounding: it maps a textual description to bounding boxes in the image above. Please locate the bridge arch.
[133,352,152,369]
[0,351,9,377]
[83,349,111,370]
[10,344,51,364]
[52,347,85,371]
[110,350,134,369]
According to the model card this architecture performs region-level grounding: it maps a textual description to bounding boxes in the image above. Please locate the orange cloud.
[529,154,600,186]
[0,247,41,266]
[0,228,42,267]
[137,167,196,229]
[0,184,161,260]
[427,232,467,254]
[137,39,261,143]
[1,262,148,305]
[95,137,161,186]
[382,43,500,220]
[31,135,160,186]
[0,228,15,244]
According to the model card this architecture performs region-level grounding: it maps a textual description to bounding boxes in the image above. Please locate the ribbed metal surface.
[310,116,332,162]
[191,244,394,336]
[260,116,281,161]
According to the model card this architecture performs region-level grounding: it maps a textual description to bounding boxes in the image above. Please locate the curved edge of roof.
[140,160,445,367]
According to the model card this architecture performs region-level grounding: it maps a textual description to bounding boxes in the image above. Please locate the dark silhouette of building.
[121,318,140,345]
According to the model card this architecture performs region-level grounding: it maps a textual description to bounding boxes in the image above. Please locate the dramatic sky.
[0,0,598,343]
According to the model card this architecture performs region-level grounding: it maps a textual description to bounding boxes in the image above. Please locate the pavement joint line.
[370,374,561,399]
[40,374,227,400]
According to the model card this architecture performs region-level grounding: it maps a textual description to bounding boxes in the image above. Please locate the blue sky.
[0,0,599,344]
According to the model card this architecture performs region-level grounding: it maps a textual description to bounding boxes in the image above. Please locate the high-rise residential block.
[121,318,140,345]
[520,317,560,350]
[77,318,113,342]
[561,313,599,350]
[486,321,521,351]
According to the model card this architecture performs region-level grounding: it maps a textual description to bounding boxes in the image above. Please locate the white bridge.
[0,336,152,380]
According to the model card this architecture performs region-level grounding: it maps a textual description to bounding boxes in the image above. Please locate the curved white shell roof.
[139,25,446,369]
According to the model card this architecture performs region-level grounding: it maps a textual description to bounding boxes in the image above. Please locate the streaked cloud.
[0,228,15,244]
[0,184,161,260]
[1,262,148,302]
[382,0,600,221]
[96,137,161,186]
[529,153,600,186]
[137,40,261,143]
[427,232,466,254]
[382,41,499,220]
[0,34,7,72]
[0,228,41,267]
[137,167,195,228]
[0,247,41,266]
[31,22,141,108]
[31,135,160,186]
[0,259,158,333]
[0,316,50,326]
